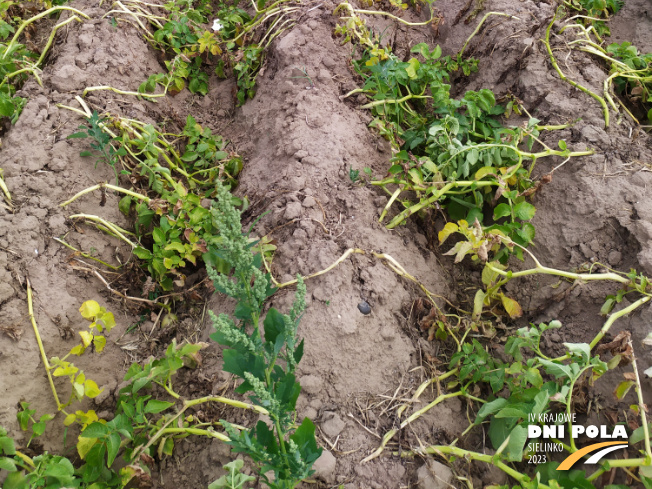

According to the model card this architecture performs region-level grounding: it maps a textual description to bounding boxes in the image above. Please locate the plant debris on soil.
[0,0,651,487]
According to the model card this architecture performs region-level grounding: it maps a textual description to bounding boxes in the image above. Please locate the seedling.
[290,65,314,88]
[209,460,256,489]
[348,166,360,182]
[68,111,127,184]
[16,403,54,448]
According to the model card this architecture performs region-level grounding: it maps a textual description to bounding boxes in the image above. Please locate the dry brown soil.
[0,0,651,487]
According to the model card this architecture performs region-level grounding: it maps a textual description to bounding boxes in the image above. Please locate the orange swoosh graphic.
[557,441,624,470]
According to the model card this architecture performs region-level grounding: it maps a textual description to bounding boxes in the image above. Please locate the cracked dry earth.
[0,0,651,487]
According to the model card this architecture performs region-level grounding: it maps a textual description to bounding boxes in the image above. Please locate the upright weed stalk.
[207,181,321,488]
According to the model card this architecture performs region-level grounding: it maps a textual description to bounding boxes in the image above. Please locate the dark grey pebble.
[357,301,371,315]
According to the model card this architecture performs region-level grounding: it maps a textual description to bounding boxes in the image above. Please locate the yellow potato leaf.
[99,311,116,332]
[438,222,459,244]
[93,335,107,353]
[70,344,86,356]
[79,300,101,320]
[475,166,497,180]
[500,294,523,318]
[79,330,93,348]
[77,436,97,459]
[472,290,486,321]
[615,380,635,399]
[84,379,102,398]
[64,413,77,426]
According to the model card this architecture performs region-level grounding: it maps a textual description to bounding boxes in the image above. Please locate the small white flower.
[212,19,223,32]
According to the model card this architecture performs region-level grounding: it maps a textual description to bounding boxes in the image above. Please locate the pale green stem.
[543,8,609,127]
[460,12,521,57]
[61,183,150,207]
[53,237,121,270]
[589,296,651,349]
[361,391,466,463]
[361,94,431,109]
[401,445,552,489]
[36,16,84,66]
[0,170,11,207]
[629,339,652,464]
[157,427,230,442]
[26,278,63,410]
[4,7,90,59]
[68,214,137,248]
[338,1,439,26]
[82,85,167,99]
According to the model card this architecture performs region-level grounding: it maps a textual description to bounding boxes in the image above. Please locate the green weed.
[207,181,322,488]
[68,111,127,184]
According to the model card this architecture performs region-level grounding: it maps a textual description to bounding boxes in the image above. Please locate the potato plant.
[132,0,299,104]
[61,106,245,291]
[338,15,590,261]
[0,6,89,123]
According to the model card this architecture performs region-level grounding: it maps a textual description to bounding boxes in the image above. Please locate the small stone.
[312,450,336,482]
[293,228,308,240]
[608,250,622,266]
[380,325,395,340]
[284,202,302,220]
[321,413,346,437]
[358,301,371,315]
[0,283,14,302]
[321,56,336,69]
[318,69,331,84]
[312,287,329,302]
[303,407,317,420]
[550,333,562,343]
[301,375,323,395]
[303,196,316,208]
[417,460,454,489]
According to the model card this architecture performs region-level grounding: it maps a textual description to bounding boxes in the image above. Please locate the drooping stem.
[61,183,150,207]
[26,278,63,410]
[4,7,90,59]
[400,445,553,489]
[156,427,229,441]
[542,7,609,127]
[82,85,167,99]
[36,15,85,66]
[459,12,521,57]
[486,259,630,285]
[0,169,12,211]
[361,391,469,463]
[589,296,651,349]
[184,395,269,415]
[628,339,652,464]
[335,1,439,27]
[68,214,138,248]
[53,237,121,270]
